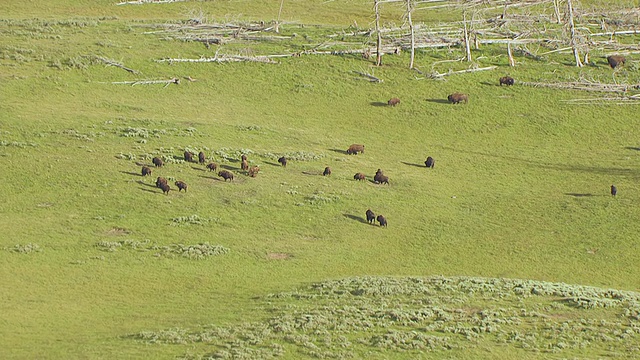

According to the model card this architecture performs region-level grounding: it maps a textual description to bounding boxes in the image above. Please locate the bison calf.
[425,156,435,169]
[175,180,188,192]
[448,92,468,104]
[218,170,234,181]
[141,166,152,176]
[347,144,365,155]
[278,156,287,167]
[248,166,260,177]
[499,76,515,86]
[354,172,366,181]
[376,215,387,227]
[323,167,332,176]
[366,209,376,224]
[206,162,218,172]
[607,55,626,69]
[387,97,400,106]
[159,182,170,195]
[152,157,164,167]
[184,151,194,163]
[198,151,206,164]
[156,176,168,188]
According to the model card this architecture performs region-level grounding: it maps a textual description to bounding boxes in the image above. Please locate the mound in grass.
[129,276,640,359]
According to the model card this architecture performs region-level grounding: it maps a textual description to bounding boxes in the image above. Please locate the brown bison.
[184,151,194,162]
[323,167,332,176]
[376,214,387,227]
[241,159,249,171]
[156,176,168,188]
[241,154,247,162]
[248,166,260,177]
[373,169,386,183]
[607,55,626,69]
[218,170,234,181]
[175,180,188,192]
[278,156,287,167]
[448,92,468,104]
[366,209,376,224]
[375,174,389,185]
[198,151,206,164]
[159,182,170,195]
[611,184,617,196]
[499,76,515,86]
[152,157,164,167]
[141,166,152,176]
[347,144,365,155]
[387,97,400,106]
[354,172,366,181]
[425,156,435,168]
[206,162,218,172]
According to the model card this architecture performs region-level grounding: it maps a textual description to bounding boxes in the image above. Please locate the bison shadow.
[329,148,348,155]
[191,166,206,172]
[343,213,368,224]
[425,98,450,104]
[370,101,388,107]
[302,171,320,176]
[138,187,159,194]
[121,170,142,176]
[564,193,597,197]
[219,164,236,170]
[137,180,156,188]
[264,161,281,167]
[625,146,640,151]
[401,161,425,168]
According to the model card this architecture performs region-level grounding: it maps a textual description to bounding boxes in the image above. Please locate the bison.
[198,151,206,164]
[387,97,400,106]
[206,162,218,172]
[323,167,332,176]
[366,209,376,224]
[241,159,249,171]
[425,156,435,169]
[448,92,468,104]
[354,172,366,181]
[499,76,515,86]
[156,176,168,188]
[241,154,247,162]
[184,151,194,163]
[376,214,387,227]
[611,184,617,196]
[347,144,365,155]
[218,170,234,182]
[152,157,164,167]
[607,55,626,69]
[175,180,188,192]
[159,182,170,195]
[248,166,260,177]
[278,156,287,167]
[141,166,152,177]
[376,174,389,185]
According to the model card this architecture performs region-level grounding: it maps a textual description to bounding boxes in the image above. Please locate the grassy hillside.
[2,0,640,358]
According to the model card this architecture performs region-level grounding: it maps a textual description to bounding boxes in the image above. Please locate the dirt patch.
[106,227,131,236]
[267,252,292,260]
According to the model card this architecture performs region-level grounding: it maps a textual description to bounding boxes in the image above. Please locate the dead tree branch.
[352,70,383,82]
[111,78,181,87]
[429,66,497,78]
[94,56,140,75]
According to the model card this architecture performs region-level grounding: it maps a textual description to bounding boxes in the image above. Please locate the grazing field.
[2,0,640,358]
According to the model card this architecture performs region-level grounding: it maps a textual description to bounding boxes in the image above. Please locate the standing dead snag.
[566,0,583,67]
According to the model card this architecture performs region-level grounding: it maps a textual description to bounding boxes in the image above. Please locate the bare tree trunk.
[463,10,472,62]
[275,0,284,33]
[375,0,383,66]
[406,0,415,69]
[507,42,515,66]
[567,0,583,67]
[553,0,562,24]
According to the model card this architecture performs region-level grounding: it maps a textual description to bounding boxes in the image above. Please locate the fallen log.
[429,66,497,78]
[352,71,383,83]
[110,78,181,87]
[94,56,140,75]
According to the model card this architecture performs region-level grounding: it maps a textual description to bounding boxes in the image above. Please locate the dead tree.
[406,0,415,69]
[275,0,285,33]
[375,0,383,66]
[463,10,472,62]
[566,0,583,67]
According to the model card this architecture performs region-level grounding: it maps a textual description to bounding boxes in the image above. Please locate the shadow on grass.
[302,171,321,176]
[343,213,368,224]
[121,170,142,176]
[191,166,206,171]
[329,148,348,155]
[625,146,640,151]
[401,161,426,168]
[564,193,597,197]
[370,101,388,107]
[219,164,237,170]
[480,81,498,86]
[138,187,159,194]
[425,98,450,104]
[137,180,156,188]
[264,161,282,167]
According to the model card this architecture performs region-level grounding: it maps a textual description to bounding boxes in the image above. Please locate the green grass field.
[2,0,640,358]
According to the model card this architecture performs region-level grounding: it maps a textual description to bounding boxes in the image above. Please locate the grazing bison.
[278,156,287,167]
[607,55,626,69]
[347,144,365,155]
[323,167,332,176]
[241,154,247,162]
[198,151,206,164]
[248,166,260,177]
[499,76,515,86]
[448,92,468,104]
[354,172,366,181]
[611,184,617,196]
[206,162,218,172]
[366,209,376,224]
[376,174,389,185]
[425,156,435,168]
[159,182,170,195]
[241,159,249,171]
[376,215,387,227]
[152,157,164,167]
[387,97,400,106]
[184,151,194,163]
[141,166,152,176]
[218,170,234,182]
[156,176,168,188]
[175,180,188,192]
